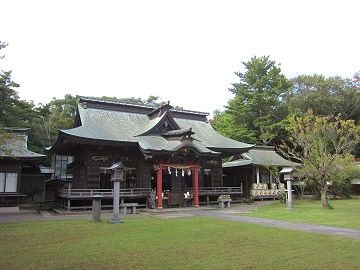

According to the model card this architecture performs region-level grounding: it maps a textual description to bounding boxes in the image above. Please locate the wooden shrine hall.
[50,96,253,210]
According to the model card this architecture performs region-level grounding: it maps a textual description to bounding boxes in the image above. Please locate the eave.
[50,131,139,155]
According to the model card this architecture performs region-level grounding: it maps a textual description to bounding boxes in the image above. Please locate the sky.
[1,0,359,114]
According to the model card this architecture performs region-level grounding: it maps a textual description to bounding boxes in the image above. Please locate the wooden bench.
[121,203,138,214]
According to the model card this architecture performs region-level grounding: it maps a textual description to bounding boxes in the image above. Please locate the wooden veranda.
[57,185,243,211]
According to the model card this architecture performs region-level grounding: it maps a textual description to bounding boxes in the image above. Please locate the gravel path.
[193,210,360,239]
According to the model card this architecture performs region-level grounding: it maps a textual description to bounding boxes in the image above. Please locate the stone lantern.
[107,162,127,223]
[280,167,295,209]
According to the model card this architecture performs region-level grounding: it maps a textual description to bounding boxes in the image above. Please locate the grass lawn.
[245,199,360,229]
[0,217,359,270]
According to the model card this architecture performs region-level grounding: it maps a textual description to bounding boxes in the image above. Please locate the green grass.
[0,217,359,270]
[245,199,360,229]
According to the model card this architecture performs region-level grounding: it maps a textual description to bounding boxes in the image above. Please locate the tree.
[99,95,164,106]
[35,94,77,148]
[286,75,360,124]
[0,129,14,155]
[212,110,257,143]
[0,41,18,151]
[354,71,360,90]
[0,42,20,127]
[0,41,7,59]
[215,56,291,145]
[283,111,360,208]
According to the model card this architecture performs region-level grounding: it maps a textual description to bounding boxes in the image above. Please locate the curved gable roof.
[58,99,253,154]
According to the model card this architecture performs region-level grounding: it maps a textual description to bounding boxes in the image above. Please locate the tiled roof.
[223,146,301,168]
[58,98,253,154]
[0,128,45,159]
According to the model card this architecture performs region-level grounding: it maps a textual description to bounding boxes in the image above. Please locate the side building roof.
[223,146,301,168]
[0,128,45,160]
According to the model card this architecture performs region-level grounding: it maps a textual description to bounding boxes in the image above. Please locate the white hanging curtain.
[0,173,5,192]
[5,173,18,192]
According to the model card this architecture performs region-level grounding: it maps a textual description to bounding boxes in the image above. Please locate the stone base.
[108,218,124,224]
[0,206,20,213]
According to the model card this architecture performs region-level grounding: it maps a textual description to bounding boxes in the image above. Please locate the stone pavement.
[193,210,360,239]
[149,202,360,239]
[0,201,271,223]
[1,202,360,239]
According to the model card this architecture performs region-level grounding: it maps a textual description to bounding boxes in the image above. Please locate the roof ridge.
[77,96,209,116]
[78,96,156,109]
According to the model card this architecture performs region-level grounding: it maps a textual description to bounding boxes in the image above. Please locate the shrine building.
[51,96,253,210]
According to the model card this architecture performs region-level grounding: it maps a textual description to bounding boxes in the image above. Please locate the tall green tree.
[354,71,360,90]
[99,95,173,107]
[214,56,291,144]
[283,111,360,208]
[0,41,39,131]
[212,110,257,143]
[0,42,20,127]
[35,94,77,148]
[0,41,19,150]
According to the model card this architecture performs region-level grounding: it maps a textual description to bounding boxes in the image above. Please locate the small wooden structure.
[223,146,301,200]
[0,128,46,210]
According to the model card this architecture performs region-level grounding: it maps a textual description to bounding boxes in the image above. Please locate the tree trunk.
[321,184,329,209]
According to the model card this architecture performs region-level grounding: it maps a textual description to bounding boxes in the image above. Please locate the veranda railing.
[185,185,243,195]
[58,188,153,198]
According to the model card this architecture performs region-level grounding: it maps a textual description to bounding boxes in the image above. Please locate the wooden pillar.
[156,165,163,209]
[193,167,199,208]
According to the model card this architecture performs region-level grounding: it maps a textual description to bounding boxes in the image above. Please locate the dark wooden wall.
[223,166,253,197]
[72,145,149,189]
[0,159,49,205]
[20,174,48,203]
[199,157,223,187]
[0,160,21,172]
[137,160,152,188]
[70,144,225,190]
[352,184,360,195]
